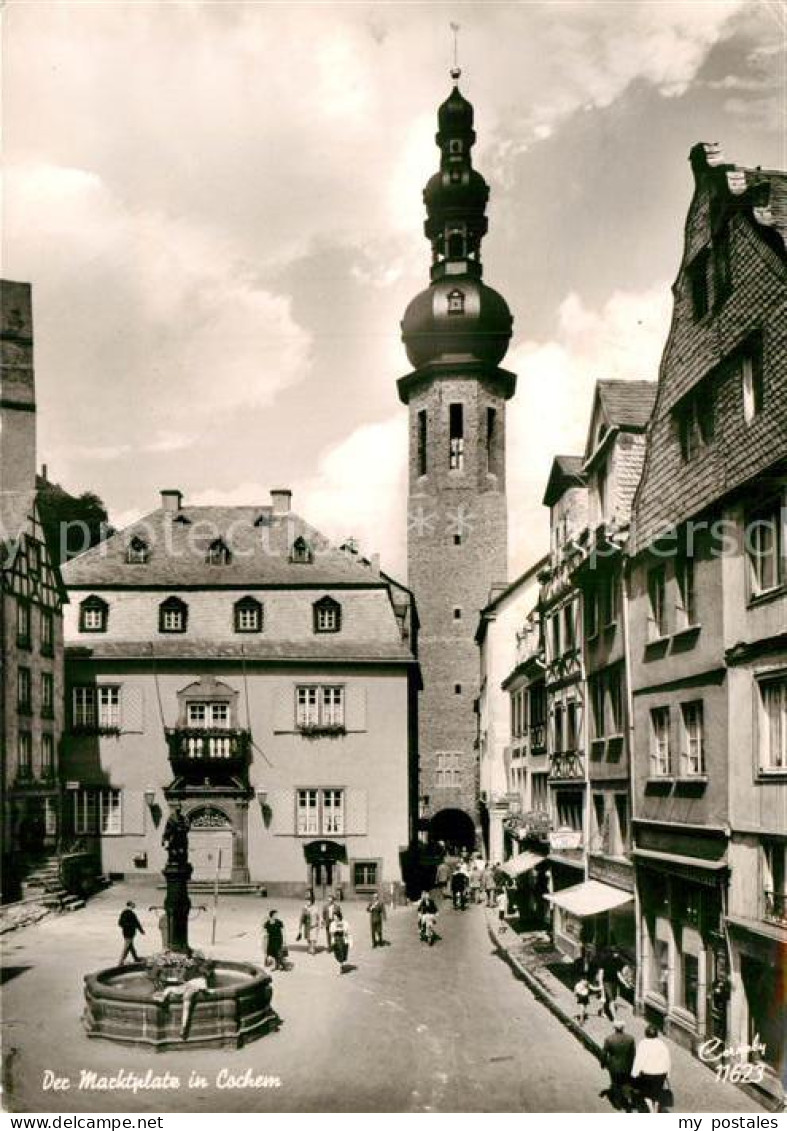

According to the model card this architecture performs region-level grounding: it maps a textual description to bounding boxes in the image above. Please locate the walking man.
[632,1025,672,1112]
[601,1019,636,1110]
[117,900,145,965]
[366,891,387,947]
[322,892,339,950]
[297,894,321,955]
[600,947,623,1021]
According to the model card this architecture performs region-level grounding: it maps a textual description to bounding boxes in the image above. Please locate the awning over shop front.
[500,851,544,878]
[546,879,633,918]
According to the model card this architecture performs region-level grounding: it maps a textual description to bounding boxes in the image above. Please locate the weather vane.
[450,22,461,81]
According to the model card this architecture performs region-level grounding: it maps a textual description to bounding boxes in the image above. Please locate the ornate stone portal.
[83,805,278,1050]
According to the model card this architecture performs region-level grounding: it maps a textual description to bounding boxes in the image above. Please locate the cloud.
[6,161,311,459]
[198,286,670,583]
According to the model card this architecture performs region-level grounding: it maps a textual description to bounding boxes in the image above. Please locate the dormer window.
[290,536,313,564]
[173,513,192,525]
[80,595,108,633]
[313,596,341,634]
[159,596,188,634]
[447,289,465,315]
[207,538,231,565]
[234,596,263,633]
[126,536,149,564]
[254,513,272,527]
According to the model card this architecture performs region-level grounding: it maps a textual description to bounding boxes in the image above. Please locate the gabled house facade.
[569,380,657,956]
[61,489,419,900]
[629,143,787,1090]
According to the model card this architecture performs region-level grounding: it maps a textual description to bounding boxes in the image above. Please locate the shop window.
[682,952,700,1017]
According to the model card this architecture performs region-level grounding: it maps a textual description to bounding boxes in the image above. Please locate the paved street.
[0,884,760,1113]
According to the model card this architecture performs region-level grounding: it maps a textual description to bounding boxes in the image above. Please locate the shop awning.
[500,851,544,878]
[546,879,633,918]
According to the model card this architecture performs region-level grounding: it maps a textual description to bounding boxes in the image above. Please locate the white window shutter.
[345,789,368,835]
[123,790,145,835]
[345,686,367,732]
[267,789,295,835]
[121,687,145,733]
[272,684,296,733]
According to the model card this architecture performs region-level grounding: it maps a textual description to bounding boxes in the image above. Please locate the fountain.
[83,806,278,1050]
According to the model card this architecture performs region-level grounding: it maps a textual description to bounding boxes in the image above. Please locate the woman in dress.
[329,906,352,974]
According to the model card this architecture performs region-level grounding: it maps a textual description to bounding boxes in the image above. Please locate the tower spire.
[450,21,461,81]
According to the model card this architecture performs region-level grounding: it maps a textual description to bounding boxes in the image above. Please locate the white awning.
[546,879,633,918]
[500,851,544,878]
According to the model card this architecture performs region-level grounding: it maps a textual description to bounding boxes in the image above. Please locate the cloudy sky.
[4,1,785,579]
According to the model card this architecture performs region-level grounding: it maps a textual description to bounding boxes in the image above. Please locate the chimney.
[270,488,292,516]
[161,489,183,513]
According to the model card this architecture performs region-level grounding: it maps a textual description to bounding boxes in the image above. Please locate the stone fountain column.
[161,805,192,953]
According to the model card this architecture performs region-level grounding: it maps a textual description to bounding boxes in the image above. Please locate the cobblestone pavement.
[0,883,766,1113]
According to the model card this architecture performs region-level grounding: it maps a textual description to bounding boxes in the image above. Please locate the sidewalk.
[486,908,776,1114]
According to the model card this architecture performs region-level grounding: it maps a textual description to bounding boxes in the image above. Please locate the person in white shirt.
[632,1025,672,1112]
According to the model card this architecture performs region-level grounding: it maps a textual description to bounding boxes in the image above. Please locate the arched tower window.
[449,403,465,470]
[447,230,465,259]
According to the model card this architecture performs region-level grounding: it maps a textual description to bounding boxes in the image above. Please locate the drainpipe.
[621,555,643,1009]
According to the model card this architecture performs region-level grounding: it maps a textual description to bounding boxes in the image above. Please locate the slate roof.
[66,638,415,664]
[62,505,388,590]
[542,456,586,507]
[597,380,658,432]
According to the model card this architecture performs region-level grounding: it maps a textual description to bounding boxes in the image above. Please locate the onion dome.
[437,84,475,145]
[399,71,515,371]
[402,277,512,369]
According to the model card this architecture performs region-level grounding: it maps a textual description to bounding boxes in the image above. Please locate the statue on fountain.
[162,804,190,864]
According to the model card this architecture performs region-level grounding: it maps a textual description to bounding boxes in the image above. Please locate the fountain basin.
[83,961,277,1050]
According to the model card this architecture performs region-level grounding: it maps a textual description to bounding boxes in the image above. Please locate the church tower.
[398,71,516,849]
